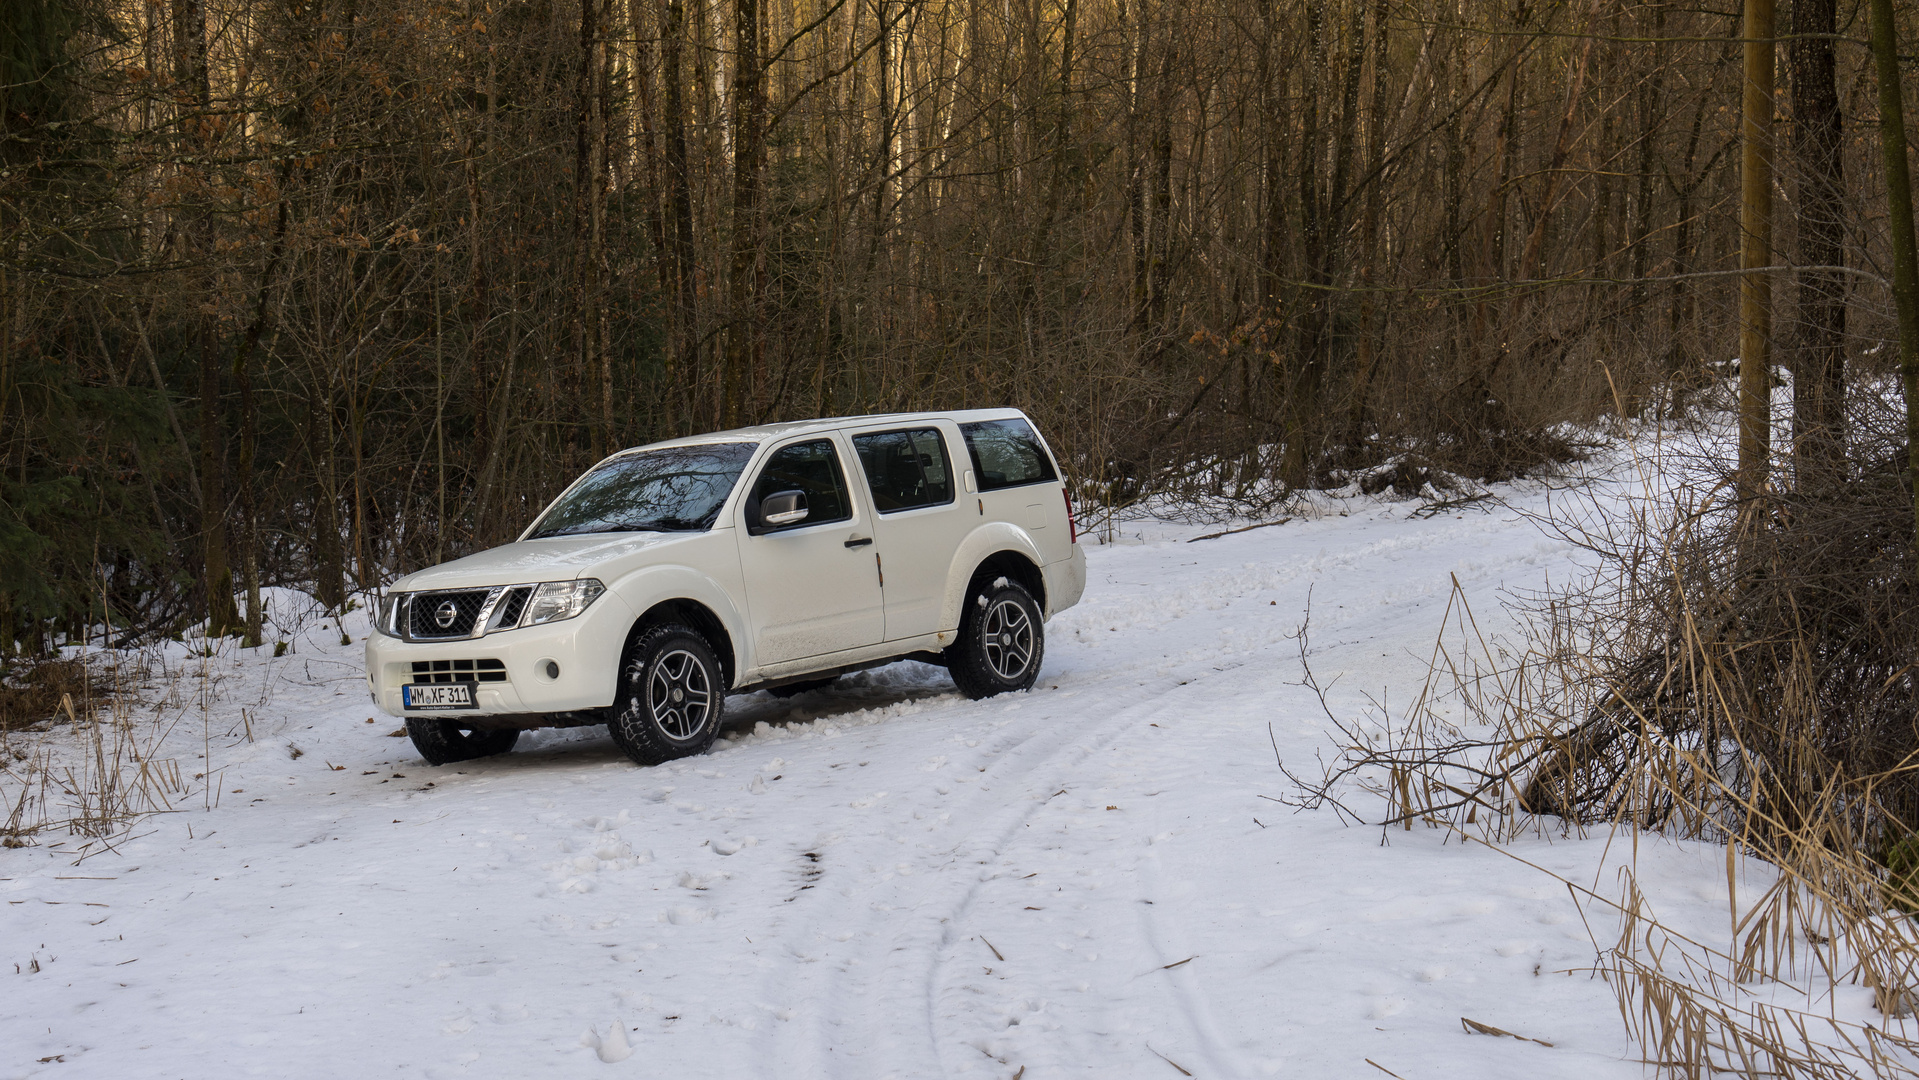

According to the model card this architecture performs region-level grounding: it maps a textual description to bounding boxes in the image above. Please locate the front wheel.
[608,624,725,767]
[945,579,1044,699]
[406,718,520,765]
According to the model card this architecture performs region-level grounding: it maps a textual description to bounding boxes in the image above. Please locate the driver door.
[734,436,885,668]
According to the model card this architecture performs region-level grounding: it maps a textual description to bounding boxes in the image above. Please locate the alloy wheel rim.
[647,649,713,740]
[982,598,1035,681]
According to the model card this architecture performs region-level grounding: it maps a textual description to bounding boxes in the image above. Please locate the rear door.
[848,423,965,641]
[734,435,885,666]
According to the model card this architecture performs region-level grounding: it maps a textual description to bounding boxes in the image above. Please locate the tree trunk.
[576,0,610,458]
[662,0,698,434]
[1789,0,1845,489]
[1629,0,1664,316]
[232,180,290,649]
[309,388,346,614]
[1868,0,1919,565]
[1283,0,1326,489]
[724,0,767,428]
[1736,0,1774,516]
[175,0,238,637]
[1347,0,1389,443]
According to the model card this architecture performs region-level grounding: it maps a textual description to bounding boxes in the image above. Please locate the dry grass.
[1281,400,1919,1078]
[1,650,190,852]
[0,657,115,733]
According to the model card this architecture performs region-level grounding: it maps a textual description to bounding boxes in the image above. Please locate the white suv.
[364,409,1086,767]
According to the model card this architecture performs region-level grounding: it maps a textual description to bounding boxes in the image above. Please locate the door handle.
[844,535,873,548]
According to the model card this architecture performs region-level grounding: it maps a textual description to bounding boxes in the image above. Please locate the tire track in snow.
[747,498,1586,1078]
[1133,811,1252,1080]
[750,672,1218,1078]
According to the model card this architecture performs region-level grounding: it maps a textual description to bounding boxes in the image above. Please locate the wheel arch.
[969,549,1045,609]
[629,599,738,689]
[937,522,1049,634]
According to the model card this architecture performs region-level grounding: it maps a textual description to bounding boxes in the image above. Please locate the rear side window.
[749,439,852,529]
[852,428,954,512]
[960,418,1058,491]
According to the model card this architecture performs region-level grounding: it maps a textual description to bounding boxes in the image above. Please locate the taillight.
[1063,487,1078,544]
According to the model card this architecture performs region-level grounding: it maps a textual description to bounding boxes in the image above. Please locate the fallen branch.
[1187,517,1293,542]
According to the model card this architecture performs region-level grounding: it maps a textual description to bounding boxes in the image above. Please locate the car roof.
[615,407,1033,456]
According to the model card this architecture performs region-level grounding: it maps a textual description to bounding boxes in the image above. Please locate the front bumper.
[364,591,637,717]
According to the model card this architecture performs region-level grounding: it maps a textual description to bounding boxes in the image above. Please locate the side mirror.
[761,490,809,528]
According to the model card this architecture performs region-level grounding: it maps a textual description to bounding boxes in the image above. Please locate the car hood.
[390,531,717,592]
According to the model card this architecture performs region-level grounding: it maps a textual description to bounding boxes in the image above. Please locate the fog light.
[545,661,561,679]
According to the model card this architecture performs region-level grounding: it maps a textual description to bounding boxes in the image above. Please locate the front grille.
[408,589,491,638]
[492,586,532,629]
[411,659,508,684]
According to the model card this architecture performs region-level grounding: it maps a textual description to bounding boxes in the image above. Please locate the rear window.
[960,419,1058,491]
[852,428,954,512]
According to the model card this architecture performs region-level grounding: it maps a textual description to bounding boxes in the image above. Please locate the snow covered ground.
[1,434,1843,1079]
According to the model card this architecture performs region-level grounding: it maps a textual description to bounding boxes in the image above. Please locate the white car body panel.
[364,408,1084,721]
[935,521,1048,630]
[732,432,886,666]
[839,417,972,642]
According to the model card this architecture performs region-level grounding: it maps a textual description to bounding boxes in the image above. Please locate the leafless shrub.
[1281,399,1919,1077]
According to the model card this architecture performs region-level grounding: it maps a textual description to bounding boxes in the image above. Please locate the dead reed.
[1,648,190,850]
[0,657,113,733]
[1282,402,1919,1077]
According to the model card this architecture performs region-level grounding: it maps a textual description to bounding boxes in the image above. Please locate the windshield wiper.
[585,519,704,534]
[532,517,709,539]
[623,517,705,532]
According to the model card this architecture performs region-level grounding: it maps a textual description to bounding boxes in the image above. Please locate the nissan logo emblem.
[434,600,459,629]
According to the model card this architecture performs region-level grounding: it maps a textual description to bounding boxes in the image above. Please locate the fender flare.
[936,522,1047,634]
[605,564,752,688]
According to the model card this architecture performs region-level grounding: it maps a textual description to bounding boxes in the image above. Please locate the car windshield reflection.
[528,443,759,539]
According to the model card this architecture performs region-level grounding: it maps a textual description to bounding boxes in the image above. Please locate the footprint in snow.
[678,869,730,890]
[579,1020,633,1062]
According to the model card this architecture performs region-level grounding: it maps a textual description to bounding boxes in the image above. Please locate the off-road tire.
[766,675,838,699]
[608,624,725,767]
[406,718,520,765]
[945,578,1044,699]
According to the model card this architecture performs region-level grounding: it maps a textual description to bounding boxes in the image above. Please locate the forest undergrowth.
[0,591,337,854]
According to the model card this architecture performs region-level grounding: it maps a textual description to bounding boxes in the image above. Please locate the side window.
[852,428,954,513]
[959,418,1058,490]
[750,439,852,529]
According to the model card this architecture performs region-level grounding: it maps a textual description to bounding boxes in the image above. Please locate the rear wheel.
[406,718,519,765]
[609,624,725,767]
[945,578,1044,699]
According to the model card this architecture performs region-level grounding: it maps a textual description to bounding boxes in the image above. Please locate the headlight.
[525,579,606,625]
[376,593,403,636]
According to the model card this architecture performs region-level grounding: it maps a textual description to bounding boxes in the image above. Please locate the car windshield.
[527,442,758,538]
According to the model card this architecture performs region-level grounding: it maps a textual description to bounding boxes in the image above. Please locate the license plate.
[402,683,478,711]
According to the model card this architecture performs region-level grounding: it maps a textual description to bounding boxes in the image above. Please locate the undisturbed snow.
[0,435,1838,1078]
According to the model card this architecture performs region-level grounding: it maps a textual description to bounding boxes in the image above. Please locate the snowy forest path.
[734,500,1586,1078]
[3,474,1673,1080]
